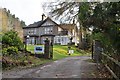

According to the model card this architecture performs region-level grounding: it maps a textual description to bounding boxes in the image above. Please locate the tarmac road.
[2,56,97,78]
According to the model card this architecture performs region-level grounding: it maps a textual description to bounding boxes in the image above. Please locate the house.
[23,15,62,44]
[23,14,79,45]
[54,24,79,45]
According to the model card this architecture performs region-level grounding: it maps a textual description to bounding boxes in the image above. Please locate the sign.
[34,46,44,53]
[69,50,74,54]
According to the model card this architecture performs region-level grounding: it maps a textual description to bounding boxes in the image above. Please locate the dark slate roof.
[23,17,59,29]
[28,21,43,28]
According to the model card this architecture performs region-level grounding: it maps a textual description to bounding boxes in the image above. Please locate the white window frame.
[44,27,53,34]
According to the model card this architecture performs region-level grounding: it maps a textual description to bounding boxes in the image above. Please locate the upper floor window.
[44,27,53,34]
[27,28,36,35]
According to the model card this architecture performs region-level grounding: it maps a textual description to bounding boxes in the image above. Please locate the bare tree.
[42,1,93,48]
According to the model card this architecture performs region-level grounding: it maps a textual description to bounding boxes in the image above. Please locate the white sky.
[0,0,51,25]
[0,0,119,26]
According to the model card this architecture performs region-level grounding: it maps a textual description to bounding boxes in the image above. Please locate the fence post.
[91,41,94,59]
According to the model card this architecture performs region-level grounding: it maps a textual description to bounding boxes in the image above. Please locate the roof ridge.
[23,17,59,28]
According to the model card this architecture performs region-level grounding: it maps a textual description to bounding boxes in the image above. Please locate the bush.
[2,48,8,56]
[2,46,18,56]
[2,30,24,50]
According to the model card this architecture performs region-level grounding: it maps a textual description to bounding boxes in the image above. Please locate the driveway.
[2,56,98,78]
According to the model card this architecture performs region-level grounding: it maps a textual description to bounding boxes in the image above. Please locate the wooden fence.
[101,53,120,80]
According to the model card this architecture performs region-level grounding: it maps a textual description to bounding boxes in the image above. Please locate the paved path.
[2,56,98,78]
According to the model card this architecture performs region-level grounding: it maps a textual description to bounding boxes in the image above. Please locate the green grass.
[3,45,90,70]
[27,45,90,60]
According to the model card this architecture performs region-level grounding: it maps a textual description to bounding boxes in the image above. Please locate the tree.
[21,20,26,27]
[90,2,120,60]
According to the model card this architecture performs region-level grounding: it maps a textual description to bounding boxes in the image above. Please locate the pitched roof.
[23,17,59,29]
[60,24,75,30]
[60,24,79,33]
[28,21,43,28]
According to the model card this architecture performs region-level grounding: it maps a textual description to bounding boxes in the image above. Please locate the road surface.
[2,56,98,78]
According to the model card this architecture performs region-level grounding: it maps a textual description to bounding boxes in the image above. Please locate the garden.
[2,30,89,70]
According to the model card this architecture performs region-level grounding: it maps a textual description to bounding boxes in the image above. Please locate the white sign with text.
[34,46,44,53]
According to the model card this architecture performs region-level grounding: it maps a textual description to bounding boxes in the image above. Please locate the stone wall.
[0,8,25,40]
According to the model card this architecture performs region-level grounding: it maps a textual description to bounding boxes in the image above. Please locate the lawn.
[27,44,90,60]
[3,45,90,70]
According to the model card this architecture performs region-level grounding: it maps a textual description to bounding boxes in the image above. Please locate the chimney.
[42,14,45,21]
[73,19,75,24]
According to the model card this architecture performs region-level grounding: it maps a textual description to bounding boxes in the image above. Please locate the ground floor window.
[54,36,70,45]
[26,37,36,45]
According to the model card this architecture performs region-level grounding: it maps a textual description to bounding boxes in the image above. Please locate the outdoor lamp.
[25,34,30,51]
[27,35,30,39]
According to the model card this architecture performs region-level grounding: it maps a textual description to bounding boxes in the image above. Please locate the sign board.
[34,46,44,53]
[69,50,74,54]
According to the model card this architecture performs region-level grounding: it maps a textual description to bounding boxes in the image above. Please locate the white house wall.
[53,30,78,45]
[54,36,70,45]
[58,27,62,31]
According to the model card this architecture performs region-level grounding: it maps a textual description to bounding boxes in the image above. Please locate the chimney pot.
[42,14,45,21]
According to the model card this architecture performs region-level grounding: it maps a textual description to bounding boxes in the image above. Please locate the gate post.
[50,40,53,59]
[92,40,102,63]
[44,38,50,59]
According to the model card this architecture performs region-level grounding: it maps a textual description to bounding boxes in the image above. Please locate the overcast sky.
[0,0,53,25]
[0,0,119,26]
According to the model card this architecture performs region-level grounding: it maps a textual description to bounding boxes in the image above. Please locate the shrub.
[2,30,24,50]
[2,48,8,56]
[2,46,18,56]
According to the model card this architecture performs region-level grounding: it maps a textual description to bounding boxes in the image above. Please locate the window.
[44,27,53,34]
[33,29,36,34]
[30,30,34,34]
[28,29,36,35]
[58,38,60,42]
